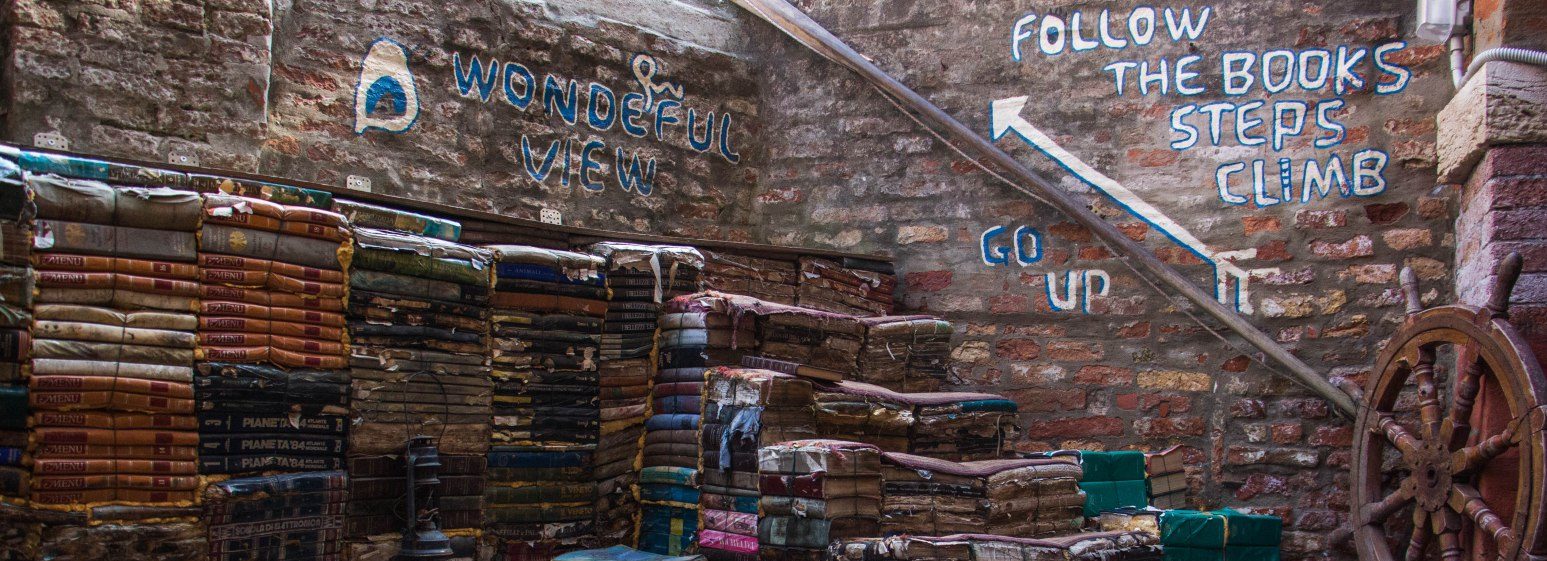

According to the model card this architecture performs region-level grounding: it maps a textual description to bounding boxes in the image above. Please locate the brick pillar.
[1440,56,1547,350]
[1455,144,1547,355]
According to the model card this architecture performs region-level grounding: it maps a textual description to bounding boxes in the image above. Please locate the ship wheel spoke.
[1405,508,1431,561]
[1446,355,1484,448]
[1376,413,1425,459]
[1436,511,1466,561]
[1449,483,1519,551]
[1413,349,1443,441]
[1363,485,1416,524]
[1449,418,1520,476]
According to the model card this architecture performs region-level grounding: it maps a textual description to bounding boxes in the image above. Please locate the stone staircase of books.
[0,146,1280,561]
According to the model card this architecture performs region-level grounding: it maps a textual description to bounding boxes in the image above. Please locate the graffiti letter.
[1011,14,1037,61]
[654,99,682,142]
[718,113,742,164]
[1014,226,1042,265]
[686,109,715,153]
[1216,162,1249,205]
[1039,14,1066,55]
[980,226,1011,266]
[1083,269,1111,314]
[587,83,616,131]
[1045,271,1081,312]
[1098,9,1127,49]
[453,52,500,102]
[1260,50,1296,93]
[1234,100,1266,147]
[1271,101,1307,151]
[1252,160,1280,206]
[1102,61,1139,96]
[1070,12,1100,52]
[1374,41,1411,94]
[503,62,535,109]
[1334,45,1367,95]
[620,93,648,138]
[615,148,657,196]
[1222,52,1256,95]
[1301,155,1348,202]
[1314,99,1346,148]
[1175,55,1204,95]
[1351,149,1388,196]
[1297,49,1332,91]
[520,135,562,183]
[580,140,606,192]
[1198,102,1232,146]
[1138,59,1169,95]
[543,75,579,125]
[1128,7,1156,46]
[1163,7,1211,41]
[1170,105,1199,150]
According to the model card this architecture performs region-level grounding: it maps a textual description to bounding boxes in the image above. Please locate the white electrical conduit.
[1456,47,1547,88]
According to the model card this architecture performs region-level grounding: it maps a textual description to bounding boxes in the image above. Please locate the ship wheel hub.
[1412,440,1453,512]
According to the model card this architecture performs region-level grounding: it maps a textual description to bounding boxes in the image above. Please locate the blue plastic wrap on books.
[496,263,607,286]
[640,484,700,505]
[645,414,700,431]
[957,399,1018,413]
[554,545,704,561]
[0,447,21,467]
[640,510,699,536]
[638,532,698,556]
[487,448,593,468]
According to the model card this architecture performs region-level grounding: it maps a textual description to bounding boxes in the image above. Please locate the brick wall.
[747,3,1457,558]
[0,1,1491,558]
[2,0,764,240]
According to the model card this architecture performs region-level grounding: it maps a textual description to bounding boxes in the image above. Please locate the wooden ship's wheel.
[1350,254,1547,561]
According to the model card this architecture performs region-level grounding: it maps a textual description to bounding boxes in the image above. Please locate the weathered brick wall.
[746,3,1457,558]
[2,0,764,239]
[0,1,1490,557]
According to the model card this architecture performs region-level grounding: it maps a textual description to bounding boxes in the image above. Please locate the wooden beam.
[730,0,1358,417]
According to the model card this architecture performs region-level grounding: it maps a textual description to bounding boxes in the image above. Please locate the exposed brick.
[1381,227,1433,250]
[951,341,992,364]
[1363,202,1410,224]
[1296,209,1347,229]
[1134,416,1206,438]
[1073,365,1134,386]
[1255,239,1292,261]
[1137,370,1212,392]
[1271,422,1304,444]
[1046,222,1092,242]
[1139,394,1193,416]
[1242,215,1282,234]
[994,338,1042,360]
[1419,195,1451,219]
[1339,263,1397,284]
[1046,340,1103,362]
[1231,399,1266,418]
[896,224,949,244]
[1309,425,1353,447]
[1309,235,1375,259]
[905,270,952,292]
[1235,473,1290,500]
[1221,355,1251,372]
[988,294,1029,314]
[1116,321,1150,338]
[1007,388,1087,413]
[1024,416,1125,439]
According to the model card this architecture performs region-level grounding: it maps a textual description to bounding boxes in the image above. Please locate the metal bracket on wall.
[32,132,68,152]
[346,175,373,192]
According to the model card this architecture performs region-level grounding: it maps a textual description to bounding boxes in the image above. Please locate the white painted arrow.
[990,96,1267,314]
